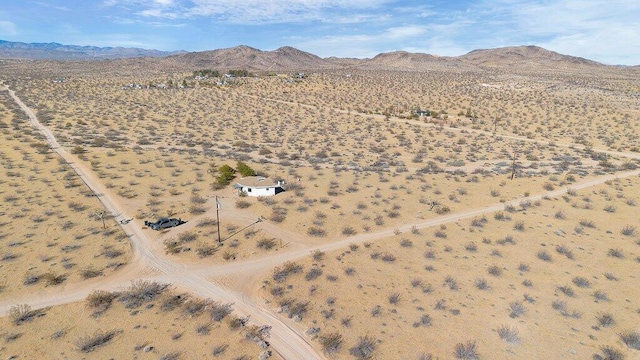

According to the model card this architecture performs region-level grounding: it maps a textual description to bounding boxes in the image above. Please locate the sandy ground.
[0,62,638,360]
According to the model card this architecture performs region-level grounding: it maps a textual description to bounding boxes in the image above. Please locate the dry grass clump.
[76,329,121,353]
[118,280,169,308]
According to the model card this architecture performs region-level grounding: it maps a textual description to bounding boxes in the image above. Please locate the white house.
[233,176,284,197]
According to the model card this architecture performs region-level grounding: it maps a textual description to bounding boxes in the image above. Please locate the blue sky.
[1,0,639,65]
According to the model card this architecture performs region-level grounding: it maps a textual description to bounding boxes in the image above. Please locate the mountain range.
[0,39,634,72]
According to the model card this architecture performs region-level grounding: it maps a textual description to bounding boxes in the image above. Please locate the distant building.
[233,176,284,197]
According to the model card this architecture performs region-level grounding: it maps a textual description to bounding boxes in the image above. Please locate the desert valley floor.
[0,50,640,359]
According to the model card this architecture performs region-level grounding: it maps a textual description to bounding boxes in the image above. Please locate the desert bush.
[413,314,432,328]
[608,248,624,258]
[593,290,609,302]
[557,285,575,297]
[210,301,233,321]
[518,263,530,272]
[593,346,624,360]
[342,226,357,235]
[487,265,502,277]
[212,344,228,357]
[619,330,640,350]
[556,245,574,259]
[272,261,303,282]
[160,293,188,312]
[42,272,66,286]
[319,332,343,355]
[454,341,478,360]
[311,250,325,261]
[256,237,277,250]
[509,301,526,318]
[475,278,489,290]
[305,267,323,281]
[444,276,458,290]
[75,329,119,353]
[183,298,211,317]
[119,280,169,308]
[572,276,591,288]
[580,219,596,228]
[307,226,327,237]
[537,250,552,262]
[7,304,39,325]
[621,225,636,236]
[86,290,118,314]
[596,312,615,328]
[497,325,519,344]
[235,200,251,209]
[388,292,401,305]
[349,335,376,359]
[196,244,218,258]
[81,267,103,279]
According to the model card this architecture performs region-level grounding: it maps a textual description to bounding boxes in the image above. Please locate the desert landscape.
[0,44,639,359]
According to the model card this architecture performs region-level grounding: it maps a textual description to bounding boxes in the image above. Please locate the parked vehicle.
[144,217,185,230]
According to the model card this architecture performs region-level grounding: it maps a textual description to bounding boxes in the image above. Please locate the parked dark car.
[144,217,185,231]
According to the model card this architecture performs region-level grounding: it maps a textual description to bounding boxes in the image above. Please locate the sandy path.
[3,85,639,359]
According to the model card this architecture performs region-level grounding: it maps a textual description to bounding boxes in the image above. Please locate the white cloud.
[0,20,17,36]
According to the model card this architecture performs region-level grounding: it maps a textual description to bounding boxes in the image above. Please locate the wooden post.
[216,196,221,243]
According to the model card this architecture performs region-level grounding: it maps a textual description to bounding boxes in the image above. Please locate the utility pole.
[216,195,221,243]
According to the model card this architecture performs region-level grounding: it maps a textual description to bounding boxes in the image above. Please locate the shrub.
[475,278,489,290]
[183,298,211,317]
[305,267,323,281]
[7,304,39,325]
[388,292,401,305]
[86,290,118,314]
[608,248,624,258]
[41,272,66,286]
[212,344,228,357]
[235,200,251,209]
[119,280,169,308]
[509,301,526,318]
[454,341,478,360]
[319,332,343,355]
[556,245,574,259]
[593,346,624,360]
[75,330,119,353]
[596,313,615,328]
[349,335,376,359]
[572,276,591,288]
[621,225,636,236]
[593,291,609,302]
[256,238,277,250]
[487,265,502,277]
[342,226,356,235]
[160,293,188,312]
[497,325,519,344]
[619,330,640,350]
[307,227,326,237]
[210,302,233,321]
[537,250,552,262]
[557,285,575,297]
[312,250,325,261]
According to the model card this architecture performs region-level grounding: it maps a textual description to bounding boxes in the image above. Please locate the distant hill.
[163,45,334,71]
[1,40,627,72]
[458,45,603,69]
[0,40,184,60]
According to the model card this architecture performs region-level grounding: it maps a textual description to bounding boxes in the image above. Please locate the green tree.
[236,161,256,177]
[216,164,236,186]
